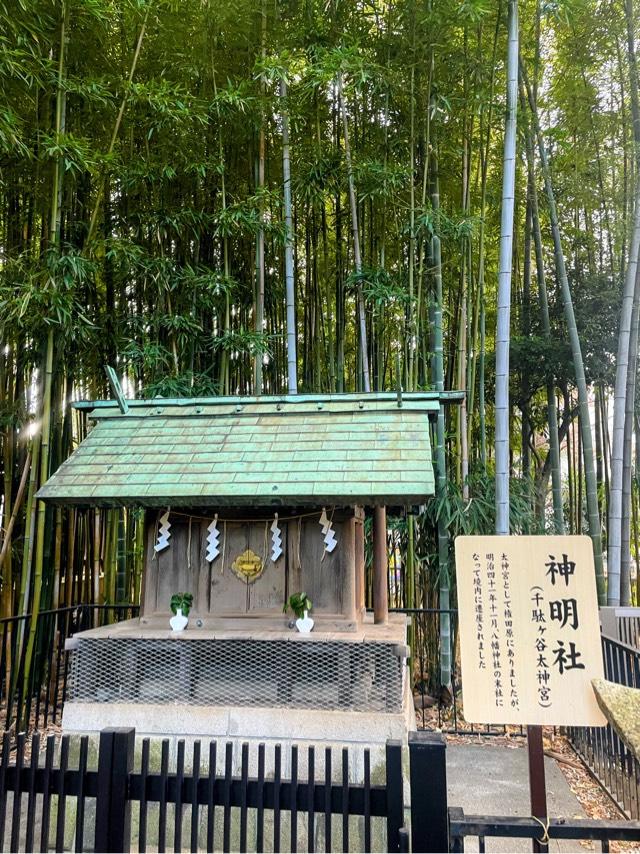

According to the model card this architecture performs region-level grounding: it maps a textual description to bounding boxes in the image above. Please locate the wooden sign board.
[455,535,606,727]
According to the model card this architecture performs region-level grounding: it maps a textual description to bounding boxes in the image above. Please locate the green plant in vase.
[170,592,193,631]
[285,592,313,632]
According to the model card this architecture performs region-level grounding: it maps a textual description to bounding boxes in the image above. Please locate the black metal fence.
[448,808,640,852]
[2,725,640,852]
[0,727,440,853]
[569,633,640,819]
[615,611,640,649]
[0,604,138,732]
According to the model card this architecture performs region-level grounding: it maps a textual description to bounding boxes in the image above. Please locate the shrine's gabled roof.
[36,393,458,508]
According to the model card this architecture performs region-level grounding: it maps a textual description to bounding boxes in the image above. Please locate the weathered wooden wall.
[142,509,356,621]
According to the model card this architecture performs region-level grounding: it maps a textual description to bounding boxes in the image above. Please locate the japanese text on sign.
[455,536,605,727]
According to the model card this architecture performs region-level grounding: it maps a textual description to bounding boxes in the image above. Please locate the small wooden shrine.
[38,391,451,751]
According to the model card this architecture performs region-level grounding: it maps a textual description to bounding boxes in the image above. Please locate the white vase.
[170,607,188,632]
[295,610,314,633]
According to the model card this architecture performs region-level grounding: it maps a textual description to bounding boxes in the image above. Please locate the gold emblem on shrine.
[231,549,264,583]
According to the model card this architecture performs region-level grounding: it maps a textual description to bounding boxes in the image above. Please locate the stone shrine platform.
[62,612,415,771]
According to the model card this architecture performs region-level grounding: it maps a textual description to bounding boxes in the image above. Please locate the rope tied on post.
[532,815,550,847]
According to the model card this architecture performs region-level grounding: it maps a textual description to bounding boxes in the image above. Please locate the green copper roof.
[37,393,442,508]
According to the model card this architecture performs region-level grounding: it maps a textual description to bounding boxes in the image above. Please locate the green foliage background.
[0,0,637,626]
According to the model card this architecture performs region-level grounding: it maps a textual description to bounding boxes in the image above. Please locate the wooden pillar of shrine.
[373,505,388,624]
[342,514,358,623]
[354,506,366,616]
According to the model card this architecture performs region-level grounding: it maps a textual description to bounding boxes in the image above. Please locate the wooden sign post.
[527,723,547,852]
[455,536,606,852]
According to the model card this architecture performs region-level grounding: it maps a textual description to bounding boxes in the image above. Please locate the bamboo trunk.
[430,146,451,689]
[620,278,640,604]
[609,0,640,604]
[523,103,564,533]
[522,65,605,602]
[495,0,519,535]
[280,79,297,394]
[338,73,370,393]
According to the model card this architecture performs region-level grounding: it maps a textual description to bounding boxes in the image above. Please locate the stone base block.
[63,698,414,778]
[60,699,414,852]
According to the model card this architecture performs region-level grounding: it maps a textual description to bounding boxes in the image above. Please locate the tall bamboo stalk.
[607,0,640,596]
[254,0,266,395]
[430,146,451,689]
[338,72,371,393]
[20,0,71,711]
[86,6,149,244]
[522,64,606,602]
[522,99,564,533]
[280,78,297,394]
[495,0,519,535]
[210,48,231,394]
[407,61,416,391]
[620,279,640,603]
[608,198,640,602]
[468,3,501,470]
[22,330,54,666]
[1,351,15,619]
[624,0,640,173]
[458,61,470,499]
[0,450,31,570]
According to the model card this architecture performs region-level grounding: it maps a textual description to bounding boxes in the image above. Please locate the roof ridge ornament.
[104,365,129,414]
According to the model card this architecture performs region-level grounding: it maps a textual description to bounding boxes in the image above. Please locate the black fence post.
[447,806,465,853]
[386,739,404,852]
[95,727,135,853]
[409,730,448,853]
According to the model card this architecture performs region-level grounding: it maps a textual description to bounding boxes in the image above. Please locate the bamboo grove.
[1,0,640,698]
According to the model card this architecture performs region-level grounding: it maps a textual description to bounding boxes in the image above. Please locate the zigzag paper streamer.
[271,514,283,562]
[319,507,338,554]
[206,514,220,563]
[154,509,172,552]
